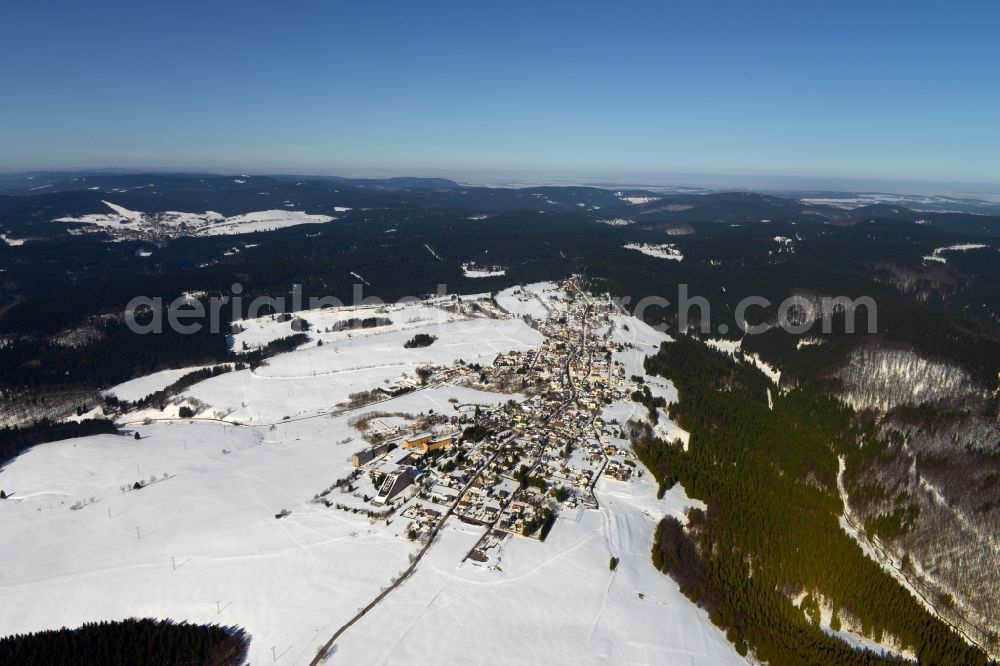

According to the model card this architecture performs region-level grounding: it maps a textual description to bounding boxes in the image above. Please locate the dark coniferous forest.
[0,619,248,666]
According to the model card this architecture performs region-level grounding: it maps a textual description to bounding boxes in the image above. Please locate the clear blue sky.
[2,0,998,187]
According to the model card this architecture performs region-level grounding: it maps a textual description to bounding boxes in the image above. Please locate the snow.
[773,236,795,253]
[55,201,348,238]
[232,302,461,351]
[330,471,742,666]
[0,287,748,666]
[424,244,444,261]
[821,626,908,659]
[654,409,690,449]
[0,420,417,666]
[614,192,660,205]
[195,305,542,424]
[705,338,781,385]
[354,384,518,418]
[495,282,560,320]
[605,315,689,448]
[623,242,683,261]
[922,243,991,264]
[938,243,988,251]
[837,346,981,413]
[796,337,826,350]
[197,210,338,236]
[103,365,214,402]
[461,263,506,278]
[746,354,780,385]
[801,193,992,212]
[834,457,923,661]
[1,306,533,665]
[102,200,144,221]
[704,337,740,355]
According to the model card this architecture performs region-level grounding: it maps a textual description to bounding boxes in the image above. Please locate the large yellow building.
[403,433,454,454]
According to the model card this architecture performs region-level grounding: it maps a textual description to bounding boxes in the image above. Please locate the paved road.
[307,433,513,665]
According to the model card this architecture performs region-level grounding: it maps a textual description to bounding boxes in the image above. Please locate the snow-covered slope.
[104,365,214,402]
[331,473,743,665]
[0,418,415,666]
[193,310,541,424]
[0,287,749,666]
[837,345,983,412]
[55,201,348,239]
[921,243,992,264]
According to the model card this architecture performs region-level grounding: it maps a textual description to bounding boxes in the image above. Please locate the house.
[403,433,454,454]
[403,433,433,450]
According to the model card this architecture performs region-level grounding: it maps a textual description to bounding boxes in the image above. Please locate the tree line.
[0,618,248,666]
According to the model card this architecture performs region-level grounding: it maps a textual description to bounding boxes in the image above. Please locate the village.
[315,279,646,567]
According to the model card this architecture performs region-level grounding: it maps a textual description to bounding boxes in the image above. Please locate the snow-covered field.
[495,282,560,320]
[0,374,526,666]
[623,242,684,261]
[0,417,416,666]
[230,302,461,352]
[0,288,748,665]
[605,315,690,448]
[615,192,660,205]
[193,305,542,424]
[56,201,349,239]
[197,210,346,236]
[331,473,742,665]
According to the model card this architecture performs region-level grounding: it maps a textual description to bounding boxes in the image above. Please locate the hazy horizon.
[5,165,1000,200]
